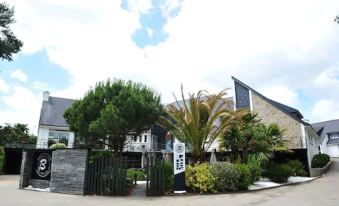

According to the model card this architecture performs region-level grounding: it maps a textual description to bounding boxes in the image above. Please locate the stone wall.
[252,93,303,149]
[50,149,88,195]
[19,151,34,189]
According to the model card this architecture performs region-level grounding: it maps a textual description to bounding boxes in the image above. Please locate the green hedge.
[265,163,292,183]
[0,155,3,175]
[234,164,252,190]
[127,168,145,181]
[49,143,67,149]
[311,154,330,168]
[210,162,239,191]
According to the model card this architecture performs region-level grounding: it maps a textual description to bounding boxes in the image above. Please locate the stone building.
[232,76,320,167]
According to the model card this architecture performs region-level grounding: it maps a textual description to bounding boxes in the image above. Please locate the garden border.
[310,160,332,177]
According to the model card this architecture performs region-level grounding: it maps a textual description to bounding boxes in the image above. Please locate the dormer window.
[328,132,339,139]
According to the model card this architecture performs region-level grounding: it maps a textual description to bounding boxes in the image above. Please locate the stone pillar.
[19,151,34,189]
[50,149,88,195]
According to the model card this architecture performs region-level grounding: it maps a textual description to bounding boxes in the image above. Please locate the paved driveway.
[1,159,339,206]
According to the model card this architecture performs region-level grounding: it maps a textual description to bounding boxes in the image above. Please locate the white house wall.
[37,127,49,148]
[327,145,339,157]
[305,125,320,168]
[37,126,75,149]
[320,135,329,154]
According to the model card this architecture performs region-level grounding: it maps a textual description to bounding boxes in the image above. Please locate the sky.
[1,0,339,134]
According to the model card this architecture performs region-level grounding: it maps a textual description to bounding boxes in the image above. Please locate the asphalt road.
[1,159,338,206]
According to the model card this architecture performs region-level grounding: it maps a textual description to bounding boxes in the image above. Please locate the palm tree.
[159,86,231,163]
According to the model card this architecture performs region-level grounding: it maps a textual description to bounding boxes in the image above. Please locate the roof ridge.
[312,118,339,125]
[50,96,75,101]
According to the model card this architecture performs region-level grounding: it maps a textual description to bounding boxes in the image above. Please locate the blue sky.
[1,0,339,133]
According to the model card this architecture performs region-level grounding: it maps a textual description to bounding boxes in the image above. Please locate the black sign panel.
[31,151,52,180]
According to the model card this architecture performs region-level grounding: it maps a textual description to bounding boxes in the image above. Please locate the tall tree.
[160,86,231,163]
[64,79,163,155]
[0,3,23,61]
[0,123,33,145]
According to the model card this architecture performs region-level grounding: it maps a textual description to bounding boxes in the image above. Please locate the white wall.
[327,145,339,157]
[37,127,49,148]
[304,125,320,167]
[37,126,75,148]
[319,135,329,154]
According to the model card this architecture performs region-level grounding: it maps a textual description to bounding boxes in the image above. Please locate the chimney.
[43,91,50,102]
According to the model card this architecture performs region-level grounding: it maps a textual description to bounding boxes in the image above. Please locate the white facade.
[304,125,321,167]
[36,126,75,149]
[124,130,158,152]
[327,145,339,157]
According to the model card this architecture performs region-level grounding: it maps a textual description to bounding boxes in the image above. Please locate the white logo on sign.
[36,153,51,178]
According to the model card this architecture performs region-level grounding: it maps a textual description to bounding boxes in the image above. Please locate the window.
[328,132,339,139]
[133,136,137,142]
[144,135,147,143]
[48,131,69,146]
[139,135,142,142]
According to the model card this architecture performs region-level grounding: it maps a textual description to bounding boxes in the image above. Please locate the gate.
[145,153,168,196]
[84,156,127,196]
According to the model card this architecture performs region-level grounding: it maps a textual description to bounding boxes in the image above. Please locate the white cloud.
[10,69,28,82]
[312,99,339,122]
[146,27,153,37]
[0,86,41,134]
[2,0,339,129]
[261,85,299,108]
[0,78,9,92]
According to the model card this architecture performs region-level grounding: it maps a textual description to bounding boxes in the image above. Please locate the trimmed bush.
[287,160,307,176]
[49,143,67,149]
[266,164,292,183]
[234,164,252,190]
[311,154,330,168]
[127,168,145,181]
[185,163,216,193]
[210,162,240,191]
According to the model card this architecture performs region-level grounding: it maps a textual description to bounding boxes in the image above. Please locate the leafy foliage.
[127,168,145,181]
[247,155,263,182]
[0,3,23,61]
[0,123,34,146]
[219,111,287,164]
[50,143,67,149]
[210,162,240,191]
[234,164,252,190]
[185,163,216,193]
[64,79,163,154]
[265,163,292,183]
[311,153,330,168]
[160,86,231,162]
[287,160,307,176]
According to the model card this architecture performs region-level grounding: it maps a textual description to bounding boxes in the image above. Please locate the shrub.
[311,154,330,168]
[163,161,174,191]
[185,163,216,193]
[247,156,263,182]
[234,164,252,190]
[210,162,239,191]
[49,143,67,149]
[127,168,145,181]
[265,164,292,183]
[287,160,307,176]
[0,146,4,156]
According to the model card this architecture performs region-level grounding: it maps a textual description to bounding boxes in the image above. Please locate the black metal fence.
[84,156,127,196]
[146,153,167,196]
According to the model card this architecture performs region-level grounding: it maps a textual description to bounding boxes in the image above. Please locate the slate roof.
[231,76,305,123]
[312,119,339,144]
[39,96,75,127]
